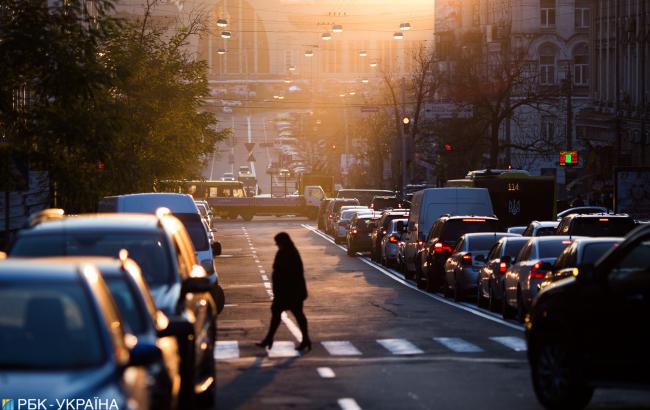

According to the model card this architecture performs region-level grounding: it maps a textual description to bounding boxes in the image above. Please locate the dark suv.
[418,215,500,291]
[9,213,219,405]
[526,224,650,409]
[556,213,636,237]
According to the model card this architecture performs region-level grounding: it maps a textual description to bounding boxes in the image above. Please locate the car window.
[582,242,619,265]
[453,238,465,253]
[570,218,636,237]
[609,240,650,281]
[522,225,533,236]
[516,242,532,262]
[487,243,501,260]
[172,213,209,251]
[538,240,572,259]
[467,235,502,251]
[504,240,527,259]
[0,282,106,369]
[554,243,575,270]
[105,277,147,335]
[535,227,558,236]
[439,219,500,242]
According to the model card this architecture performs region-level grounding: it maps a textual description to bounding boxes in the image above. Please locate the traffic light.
[331,144,337,150]
[443,143,453,152]
[559,150,578,166]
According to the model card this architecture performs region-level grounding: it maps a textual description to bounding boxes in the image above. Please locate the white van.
[98,193,220,275]
[403,188,494,276]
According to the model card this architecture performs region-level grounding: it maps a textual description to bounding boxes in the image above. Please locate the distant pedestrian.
[571,194,585,207]
[256,232,311,352]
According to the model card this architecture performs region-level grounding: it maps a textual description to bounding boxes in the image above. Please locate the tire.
[227,213,238,220]
[531,341,594,410]
[241,212,253,222]
[488,286,499,313]
[453,275,461,302]
[477,283,487,308]
[347,245,355,257]
[502,289,515,319]
[415,258,426,289]
[196,312,217,408]
[334,237,341,244]
[403,261,413,280]
[516,289,526,324]
[425,264,437,293]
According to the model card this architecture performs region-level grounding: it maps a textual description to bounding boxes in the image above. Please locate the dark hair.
[274,232,295,250]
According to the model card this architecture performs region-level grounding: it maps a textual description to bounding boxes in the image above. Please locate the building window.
[573,44,589,86]
[472,0,480,26]
[540,0,556,28]
[541,116,557,140]
[575,7,590,28]
[539,45,556,85]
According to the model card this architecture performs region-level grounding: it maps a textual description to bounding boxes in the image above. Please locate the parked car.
[317,198,334,230]
[419,215,500,292]
[98,193,221,276]
[556,205,609,220]
[369,195,407,211]
[336,189,395,206]
[221,172,235,181]
[8,213,219,405]
[556,213,636,237]
[502,236,576,322]
[346,213,380,256]
[0,259,162,409]
[443,232,518,301]
[540,237,623,291]
[526,224,650,409]
[507,226,526,235]
[370,209,410,261]
[402,188,494,283]
[379,218,409,268]
[333,208,372,244]
[325,198,360,234]
[521,220,559,237]
[477,236,530,311]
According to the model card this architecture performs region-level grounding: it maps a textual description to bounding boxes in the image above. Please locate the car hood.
[0,364,125,402]
[149,283,181,316]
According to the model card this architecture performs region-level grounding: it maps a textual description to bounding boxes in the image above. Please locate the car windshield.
[538,240,573,259]
[0,281,106,369]
[571,218,635,237]
[467,235,503,251]
[582,242,619,265]
[440,219,500,243]
[354,219,375,233]
[535,227,558,236]
[105,277,147,335]
[372,198,403,210]
[172,213,210,251]
[333,201,359,213]
[504,240,527,258]
[10,233,173,286]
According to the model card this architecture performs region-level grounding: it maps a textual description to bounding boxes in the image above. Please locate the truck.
[298,173,335,197]
[156,180,325,221]
[446,169,556,228]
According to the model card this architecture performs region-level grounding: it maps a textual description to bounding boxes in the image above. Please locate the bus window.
[233,188,245,198]
[208,187,219,198]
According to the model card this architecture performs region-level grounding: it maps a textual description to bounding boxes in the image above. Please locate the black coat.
[272,246,307,309]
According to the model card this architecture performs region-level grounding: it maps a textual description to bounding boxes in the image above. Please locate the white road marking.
[338,398,362,410]
[317,367,336,378]
[215,341,239,360]
[490,336,527,352]
[260,269,266,274]
[252,250,257,254]
[322,341,362,356]
[281,312,303,341]
[223,304,238,307]
[261,274,269,281]
[267,341,299,358]
[434,337,483,353]
[257,264,263,268]
[377,338,423,355]
[301,224,525,332]
[263,282,271,289]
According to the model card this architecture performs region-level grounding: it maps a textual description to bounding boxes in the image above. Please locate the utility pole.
[400,77,408,194]
[565,64,573,151]
[641,0,647,165]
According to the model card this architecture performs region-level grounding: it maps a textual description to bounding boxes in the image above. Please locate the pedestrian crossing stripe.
[214,336,528,360]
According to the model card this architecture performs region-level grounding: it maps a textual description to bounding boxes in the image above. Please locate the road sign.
[360,106,379,113]
[247,152,256,162]
[244,142,256,152]
[559,150,578,166]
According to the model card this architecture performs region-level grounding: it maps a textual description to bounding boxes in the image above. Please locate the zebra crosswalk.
[215,336,527,360]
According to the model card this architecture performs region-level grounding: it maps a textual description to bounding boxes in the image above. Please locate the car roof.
[569,237,624,247]
[528,235,576,244]
[531,220,559,227]
[462,232,517,239]
[442,215,499,221]
[108,193,198,213]
[565,213,631,219]
[0,258,89,281]
[499,236,530,243]
[19,213,163,235]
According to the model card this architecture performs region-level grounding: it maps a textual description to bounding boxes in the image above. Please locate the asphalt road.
[213,217,650,410]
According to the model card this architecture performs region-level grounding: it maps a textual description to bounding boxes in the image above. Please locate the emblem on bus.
[508,199,521,215]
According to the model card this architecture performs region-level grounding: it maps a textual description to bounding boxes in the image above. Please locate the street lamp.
[288,65,296,71]
[400,22,411,31]
[321,32,332,40]
[221,31,232,39]
[332,24,343,33]
[284,79,292,84]
[339,93,346,98]
[217,48,226,55]
[393,31,404,40]
[349,91,356,96]
[402,117,410,125]
[361,78,369,83]
[370,61,377,68]
[217,18,228,28]
[359,50,368,57]
[304,50,314,57]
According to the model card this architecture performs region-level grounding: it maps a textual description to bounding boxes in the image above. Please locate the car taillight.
[461,253,472,266]
[499,261,507,273]
[418,240,424,247]
[434,242,453,253]
[389,235,399,243]
[530,261,550,280]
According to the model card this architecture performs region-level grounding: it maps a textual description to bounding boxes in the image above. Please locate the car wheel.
[425,264,437,293]
[241,212,254,221]
[415,257,426,289]
[196,312,217,407]
[488,286,499,313]
[347,245,355,257]
[502,289,515,319]
[403,261,413,280]
[531,341,593,410]
[453,274,461,302]
[516,289,526,324]
[476,283,487,308]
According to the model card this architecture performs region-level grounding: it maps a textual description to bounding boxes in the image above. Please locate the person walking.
[256,232,312,352]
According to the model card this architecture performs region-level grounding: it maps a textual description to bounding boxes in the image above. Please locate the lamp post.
[400,77,408,194]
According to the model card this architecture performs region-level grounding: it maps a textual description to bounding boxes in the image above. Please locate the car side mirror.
[128,341,162,367]
[157,315,194,338]
[212,241,222,256]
